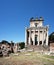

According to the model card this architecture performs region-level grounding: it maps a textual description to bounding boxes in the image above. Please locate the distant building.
[25,17,49,46]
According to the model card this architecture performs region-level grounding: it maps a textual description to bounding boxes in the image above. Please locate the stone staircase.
[26,45,50,51]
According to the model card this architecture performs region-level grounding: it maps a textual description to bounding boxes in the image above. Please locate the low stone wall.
[26,45,49,51]
[50,43,54,52]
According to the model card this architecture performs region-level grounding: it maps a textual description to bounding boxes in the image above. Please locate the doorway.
[35,35,38,45]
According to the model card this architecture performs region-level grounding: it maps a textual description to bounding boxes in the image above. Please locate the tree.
[1,40,9,44]
[19,42,25,49]
[49,32,54,43]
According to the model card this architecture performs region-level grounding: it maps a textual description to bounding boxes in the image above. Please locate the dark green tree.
[49,32,54,43]
[19,42,25,49]
[1,40,9,44]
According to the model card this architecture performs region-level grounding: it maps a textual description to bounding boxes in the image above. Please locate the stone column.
[42,30,44,45]
[29,30,31,45]
[37,29,39,46]
[25,27,27,46]
[33,30,35,45]
[46,31,48,46]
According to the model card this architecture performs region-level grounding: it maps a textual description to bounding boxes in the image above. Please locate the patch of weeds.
[44,64,48,65]
[44,55,54,59]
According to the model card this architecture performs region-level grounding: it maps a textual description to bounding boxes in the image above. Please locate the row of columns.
[29,29,40,46]
[25,28,48,46]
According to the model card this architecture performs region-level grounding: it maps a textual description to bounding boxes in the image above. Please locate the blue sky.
[0,0,54,42]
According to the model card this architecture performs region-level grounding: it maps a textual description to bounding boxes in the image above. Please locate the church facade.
[25,17,49,46]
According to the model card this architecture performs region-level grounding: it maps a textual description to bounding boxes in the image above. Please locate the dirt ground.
[0,52,54,65]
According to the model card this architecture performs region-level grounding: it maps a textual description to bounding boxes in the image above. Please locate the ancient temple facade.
[25,17,49,46]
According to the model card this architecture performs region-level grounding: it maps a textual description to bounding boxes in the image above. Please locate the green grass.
[44,55,54,59]
[0,52,54,65]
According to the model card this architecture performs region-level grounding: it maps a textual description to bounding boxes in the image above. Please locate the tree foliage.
[49,32,54,43]
[1,40,9,44]
[19,42,25,49]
